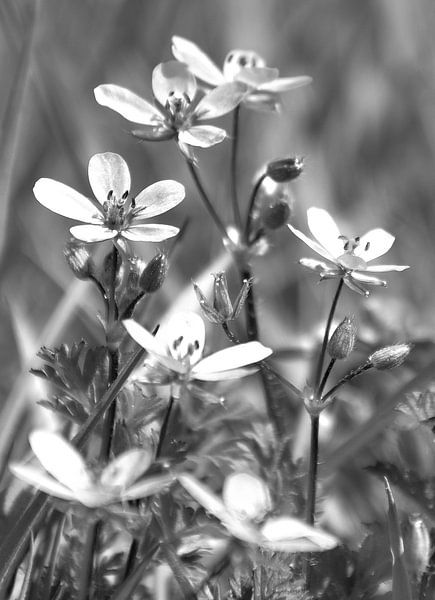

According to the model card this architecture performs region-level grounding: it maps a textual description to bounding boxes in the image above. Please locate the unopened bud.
[266,157,304,183]
[139,252,168,293]
[328,316,357,360]
[261,197,291,230]
[64,240,93,280]
[368,344,412,370]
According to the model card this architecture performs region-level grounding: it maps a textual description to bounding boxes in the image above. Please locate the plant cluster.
[2,34,434,600]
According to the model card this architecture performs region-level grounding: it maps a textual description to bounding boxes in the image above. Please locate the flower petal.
[134,180,185,218]
[193,366,258,382]
[288,224,336,261]
[195,82,248,119]
[122,473,176,500]
[343,277,369,296]
[236,66,279,88]
[260,517,338,552]
[223,473,272,521]
[94,84,163,125]
[33,179,101,223]
[171,36,225,86]
[353,229,395,261]
[259,75,312,93]
[29,431,92,492]
[152,61,197,107]
[158,312,205,365]
[192,341,272,377]
[88,152,131,205]
[178,125,227,148]
[307,207,344,258]
[9,463,75,501]
[299,258,335,273]
[351,272,387,286]
[123,319,185,373]
[100,448,153,488]
[122,224,179,242]
[70,224,117,242]
[365,264,409,272]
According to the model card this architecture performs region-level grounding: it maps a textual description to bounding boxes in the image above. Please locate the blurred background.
[1,0,435,539]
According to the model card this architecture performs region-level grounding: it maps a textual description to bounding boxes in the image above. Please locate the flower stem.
[314,278,344,389]
[245,173,267,243]
[41,514,66,600]
[155,394,175,459]
[230,105,243,231]
[318,358,336,399]
[186,159,230,245]
[321,362,371,404]
[77,521,101,600]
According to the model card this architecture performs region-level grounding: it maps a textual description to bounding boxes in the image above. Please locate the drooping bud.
[64,239,93,280]
[139,252,168,293]
[266,157,304,183]
[368,344,412,370]
[328,316,357,360]
[260,194,292,230]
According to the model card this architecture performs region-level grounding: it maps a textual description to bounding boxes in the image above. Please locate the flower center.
[171,335,201,370]
[223,50,266,81]
[337,235,368,271]
[102,189,134,232]
[165,91,192,128]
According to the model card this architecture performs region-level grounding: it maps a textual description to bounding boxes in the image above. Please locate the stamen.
[122,190,129,200]
[107,190,113,201]
[365,242,370,251]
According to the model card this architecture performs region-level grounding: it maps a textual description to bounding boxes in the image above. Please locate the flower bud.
[139,252,168,293]
[368,344,412,370]
[64,240,93,280]
[260,196,291,230]
[266,157,304,183]
[328,316,357,360]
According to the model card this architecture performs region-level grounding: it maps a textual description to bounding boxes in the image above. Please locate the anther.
[122,190,129,200]
[107,190,113,201]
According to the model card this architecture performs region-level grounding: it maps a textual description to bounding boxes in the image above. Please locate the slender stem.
[41,514,66,600]
[230,105,243,231]
[77,521,101,600]
[186,159,230,244]
[245,173,267,243]
[222,322,240,344]
[321,363,371,403]
[306,415,319,526]
[318,358,336,399]
[122,537,140,582]
[314,278,344,390]
[155,394,175,459]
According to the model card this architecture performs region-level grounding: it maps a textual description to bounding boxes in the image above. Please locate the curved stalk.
[230,105,243,231]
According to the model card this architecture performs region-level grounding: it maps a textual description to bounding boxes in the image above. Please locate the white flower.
[288,207,409,296]
[94,61,247,159]
[33,152,184,243]
[178,472,338,552]
[172,36,311,111]
[123,311,272,397]
[10,430,174,508]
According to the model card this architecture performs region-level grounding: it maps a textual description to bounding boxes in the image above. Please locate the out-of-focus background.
[1,0,435,538]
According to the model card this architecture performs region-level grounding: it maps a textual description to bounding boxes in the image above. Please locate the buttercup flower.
[288,207,409,296]
[172,36,311,111]
[94,61,247,159]
[10,430,174,507]
[178,472,338,552]
[33,153,184,244]
[123,311,272,398]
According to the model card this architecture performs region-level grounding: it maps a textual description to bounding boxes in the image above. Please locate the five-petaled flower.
[33,152,184,243]
[10,430,174,507]
[178,471,338,552]
[94,61,248,160]
[171,36,312,112]
[288,207,409,296]
[123,311,272,399]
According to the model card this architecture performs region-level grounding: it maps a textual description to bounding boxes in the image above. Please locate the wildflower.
[94,61,247,159]
[288,207,409,296]
[172,36,311,111]
[33,152,184,243]
[178,472,338,552]
[123,311,272,398]
[193,272,251,324]
[10,430,174,508]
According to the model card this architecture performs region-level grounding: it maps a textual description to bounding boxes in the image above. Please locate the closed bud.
[139,252,168,293]
[266,157,304,183]
[64,240,93,280]
[261,197,291,230]
[368,343,412,370]
[328,316,357,360]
